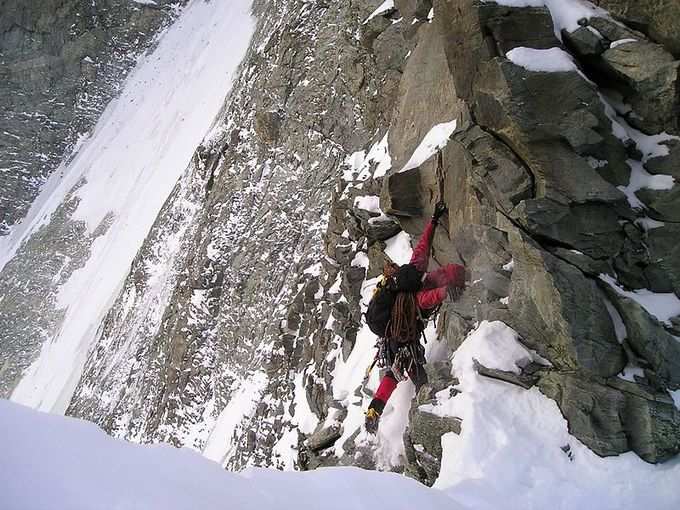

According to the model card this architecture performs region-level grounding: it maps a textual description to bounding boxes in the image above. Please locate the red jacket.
[410,220,465,310]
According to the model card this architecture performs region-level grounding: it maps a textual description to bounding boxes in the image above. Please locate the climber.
[364,201,466,434]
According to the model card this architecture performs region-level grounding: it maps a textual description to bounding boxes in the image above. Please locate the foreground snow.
[0,399,461,510]
[434,322,680,510]
[7,0,255,413]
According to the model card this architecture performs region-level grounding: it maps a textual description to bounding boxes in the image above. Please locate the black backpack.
[365,264,424,338]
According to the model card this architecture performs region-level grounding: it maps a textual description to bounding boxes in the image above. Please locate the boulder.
[388,19,470,170]
[637,186,680,222]
[507,231,625,377]
[644,224,680,296]
[612,222,651,290]
[381,167,424,217]
[539,371,680,462]
[514,198,625,260]
[306,423,342,451]
[550,248,614,277]
[603,288,680,389]
[563,26,607,58]
[478,3,558,55]
[457,125,533,217]
[593,0,680,57]
[476,61,630,205]
[598,40,679,134]
[645,139,680,180]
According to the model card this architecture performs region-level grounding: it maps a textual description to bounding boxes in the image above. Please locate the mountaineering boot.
[365,407,381,434]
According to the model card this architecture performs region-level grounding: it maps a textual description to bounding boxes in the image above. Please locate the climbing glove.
[432,201,448,224]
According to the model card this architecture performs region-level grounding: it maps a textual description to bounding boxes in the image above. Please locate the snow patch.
[202,372,269,467]
[364,0,395,24]
[610,38,637,49]
[400,120,457,173]
[506,47,577,73]
[384,231,413,265]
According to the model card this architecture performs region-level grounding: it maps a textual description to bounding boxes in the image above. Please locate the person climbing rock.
[364,201,465,434]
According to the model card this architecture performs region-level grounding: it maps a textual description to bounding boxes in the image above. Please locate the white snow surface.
[400,120,457,172]
[506,47,577,73]
[354,195,381,213]
[0,399,463,510]
[429,321,680,510]
[8,0,255,413]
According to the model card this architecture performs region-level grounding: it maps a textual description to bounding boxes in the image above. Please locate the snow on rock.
[8,0,255,413]
[506,47,577,73]
[610,38,638,49]
[670,390,680,411]
[202,371,269,467]
[486,0,608,38]
[429,321,680,510]
[354,195,381,213]
[618,159,675,209]
[384,230,413,265]
[342,133,392,181]
[600,275,680,325]
[364,0,395,24]
[0,399,463,510]
[400,120,457,173]
[543,0,608,35]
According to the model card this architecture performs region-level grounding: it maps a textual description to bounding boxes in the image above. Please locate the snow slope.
[0,399,462,510]
[6,0,255,413]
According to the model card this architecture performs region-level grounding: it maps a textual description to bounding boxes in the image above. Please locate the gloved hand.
[432,201,448,223]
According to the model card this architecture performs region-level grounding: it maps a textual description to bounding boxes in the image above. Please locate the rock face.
[0,0,185,235]
[6,0,680,490]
